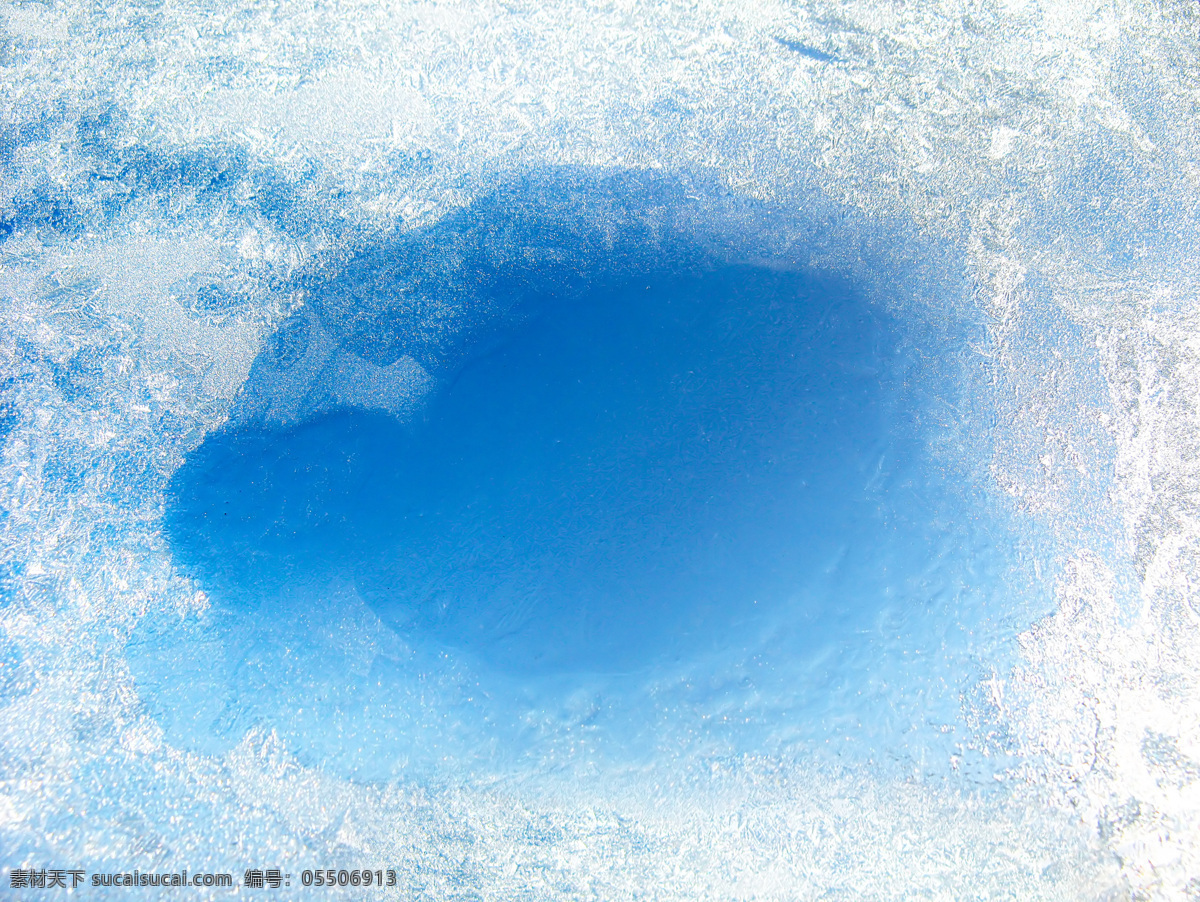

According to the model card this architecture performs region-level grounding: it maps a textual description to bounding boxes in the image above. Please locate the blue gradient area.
[130,176,1030,780]
[166,266,904,675]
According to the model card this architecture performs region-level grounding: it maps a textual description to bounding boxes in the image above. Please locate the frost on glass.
[1,0,1198,897]
[166,175,921,676]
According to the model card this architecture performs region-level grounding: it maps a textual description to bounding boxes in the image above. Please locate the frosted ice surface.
[2,0,1199,898]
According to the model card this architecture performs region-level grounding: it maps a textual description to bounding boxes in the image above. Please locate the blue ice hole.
[167,278,920,677]
[164,174,953,682]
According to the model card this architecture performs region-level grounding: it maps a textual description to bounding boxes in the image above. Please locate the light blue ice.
[2,1,1197,897]
[121,173,1041,781]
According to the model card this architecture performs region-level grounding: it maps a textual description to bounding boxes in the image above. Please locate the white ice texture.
[1,0,1199,898]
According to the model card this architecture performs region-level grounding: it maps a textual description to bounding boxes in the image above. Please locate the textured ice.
[2,0,1200,898]
[127,173,1020,783]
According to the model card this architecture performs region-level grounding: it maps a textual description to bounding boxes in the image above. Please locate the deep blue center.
[167,264,906,675]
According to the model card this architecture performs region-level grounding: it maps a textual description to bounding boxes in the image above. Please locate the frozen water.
[129,175,1026,781]
[2,0,1199,897]
[166,180,922,678]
